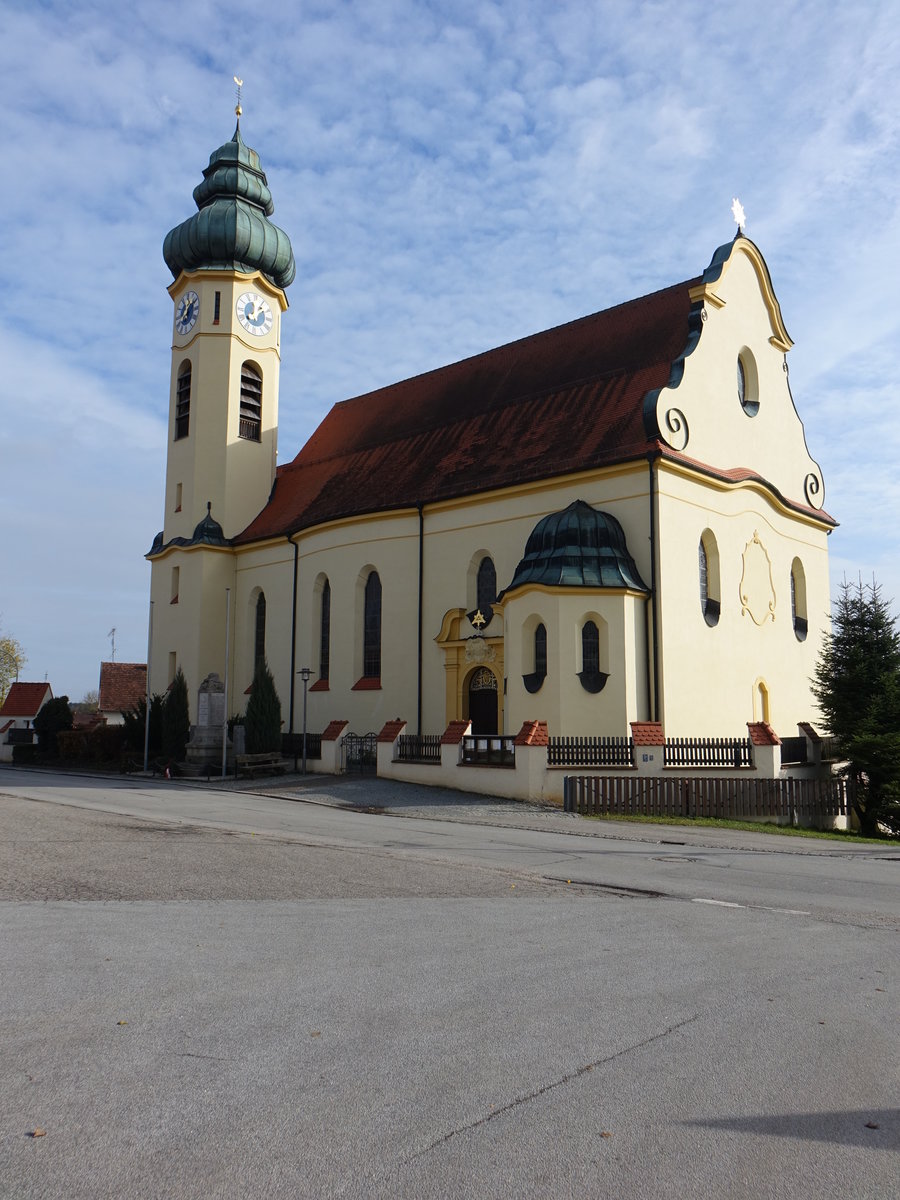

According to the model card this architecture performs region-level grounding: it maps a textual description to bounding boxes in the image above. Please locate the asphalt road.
[1,768,897,1199]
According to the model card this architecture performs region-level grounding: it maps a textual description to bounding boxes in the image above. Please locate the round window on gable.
[738,350,759,417]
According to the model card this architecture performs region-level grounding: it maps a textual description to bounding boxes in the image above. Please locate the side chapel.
[147,121,834,744]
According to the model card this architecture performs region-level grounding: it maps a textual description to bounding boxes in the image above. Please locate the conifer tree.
[162,669,191,762]
[245,659,282,754]
[812,579,900,836]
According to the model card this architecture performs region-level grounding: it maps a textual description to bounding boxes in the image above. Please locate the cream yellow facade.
[148,127,833,748]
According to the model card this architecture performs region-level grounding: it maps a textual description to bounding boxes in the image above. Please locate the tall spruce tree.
[812,579,900,836]
[162,669,191,762]
[245,659,282,754]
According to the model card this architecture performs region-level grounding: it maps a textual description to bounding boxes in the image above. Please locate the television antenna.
[108,627,117,662]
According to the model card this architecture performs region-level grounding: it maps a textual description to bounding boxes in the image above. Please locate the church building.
[147,121,834,747]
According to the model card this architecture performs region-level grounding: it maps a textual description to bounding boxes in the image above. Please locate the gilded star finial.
[471,609,487,630]
[731,197,746,234]
[233,75,243,122]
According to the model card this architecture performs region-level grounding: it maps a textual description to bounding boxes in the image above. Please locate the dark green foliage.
[122,694,164,756]
[11,743,38,765]
[162,669,191,761]
[32,696,73,756]
[244,659,282,754]
[812,579,900,836]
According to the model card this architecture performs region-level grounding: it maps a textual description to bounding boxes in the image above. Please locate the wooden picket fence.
[547,736,634,768]
[563,775,849,824]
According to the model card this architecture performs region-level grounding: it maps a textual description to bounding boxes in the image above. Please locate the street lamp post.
[297,667,312,774]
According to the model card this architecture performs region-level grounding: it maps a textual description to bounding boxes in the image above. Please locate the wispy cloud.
[2,0,899,695]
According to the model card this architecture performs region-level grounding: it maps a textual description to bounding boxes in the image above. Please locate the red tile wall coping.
[309,678,329,692]
[747,721,781,746]
[351,676,382,691]
[797,721,821,743]
[441,720,470,745]
[630,721,665,746]
[0,682,52,718]
[377,719,406,743]
[514,720,549,747]
[321,720,349,742]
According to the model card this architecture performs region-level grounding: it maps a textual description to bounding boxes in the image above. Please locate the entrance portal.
[467,666,498,735]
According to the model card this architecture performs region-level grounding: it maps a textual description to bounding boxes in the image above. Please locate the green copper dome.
[163,125,295,290]
[500,501,648,596]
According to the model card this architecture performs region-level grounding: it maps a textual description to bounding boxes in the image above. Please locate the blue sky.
[2,0,899,702]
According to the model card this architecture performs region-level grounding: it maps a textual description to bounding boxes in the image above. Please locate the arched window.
[699,532,720,626]
[791,559,808,641]
[476,556,497,617]
[523,621,547,693]
[319,578,331,681]
[175,361,191,440]
[737,350,759,417]
[363,571,382,679]
[254,592,266,673]
[239,362,262,441]
[582,621,599,673]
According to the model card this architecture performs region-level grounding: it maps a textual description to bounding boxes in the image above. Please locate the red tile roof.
[98,662,146,715]
[0,682,51,718]
[235,278,701,543]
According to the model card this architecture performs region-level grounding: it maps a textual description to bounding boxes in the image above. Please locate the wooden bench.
[235,752,285,779]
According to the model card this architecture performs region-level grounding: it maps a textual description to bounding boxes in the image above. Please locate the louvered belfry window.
[239,363,262,441]
[175,363,191,440]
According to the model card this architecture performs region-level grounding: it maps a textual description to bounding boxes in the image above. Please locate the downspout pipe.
[647,452,661,723]
[417,503,424,735]
[288,534,299,735]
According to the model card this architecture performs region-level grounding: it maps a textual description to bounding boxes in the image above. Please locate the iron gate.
[342,732,377,775]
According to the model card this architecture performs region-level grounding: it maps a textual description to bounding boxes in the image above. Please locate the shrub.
[57,730,89,761]
[245,660,282,754]
[32,696,73,757]
[12,743,38,765]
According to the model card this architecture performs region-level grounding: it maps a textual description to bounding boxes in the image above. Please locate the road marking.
[692,897,810,915]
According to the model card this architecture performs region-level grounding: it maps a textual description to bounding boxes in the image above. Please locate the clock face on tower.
[236,291,273,337]
[175,290,200,335]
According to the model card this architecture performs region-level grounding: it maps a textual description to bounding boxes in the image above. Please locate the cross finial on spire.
[731,196,746,236]
[233,75,243,124]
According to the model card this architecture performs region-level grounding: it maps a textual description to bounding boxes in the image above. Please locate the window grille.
[582,621,599,674]
[239,363,262,441]
[363,572,382,678]
[175,364,191,439]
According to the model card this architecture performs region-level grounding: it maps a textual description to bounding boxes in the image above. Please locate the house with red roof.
[98,662,147,725]
[146,123,832,756]
[0,682,53,761]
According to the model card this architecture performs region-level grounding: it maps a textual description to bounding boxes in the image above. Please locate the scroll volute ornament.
[740,531,776,626]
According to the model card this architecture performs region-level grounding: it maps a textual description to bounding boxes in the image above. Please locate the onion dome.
[500,500,648,597]
[190,503,228,547]
[163,125,295,290]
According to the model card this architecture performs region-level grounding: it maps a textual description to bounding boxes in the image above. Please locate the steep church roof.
[235,273,700,543]
[163,125,295,290]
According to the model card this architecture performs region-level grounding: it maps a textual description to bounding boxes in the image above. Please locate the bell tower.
[147,112,295,709]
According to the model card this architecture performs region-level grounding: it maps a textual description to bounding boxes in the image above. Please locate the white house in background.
[0,682,53,762]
